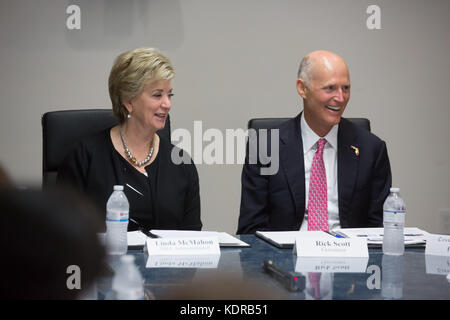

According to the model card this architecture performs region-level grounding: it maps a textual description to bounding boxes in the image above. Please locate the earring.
[127,113,131,119]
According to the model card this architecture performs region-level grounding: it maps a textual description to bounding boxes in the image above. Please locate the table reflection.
[94,235,450,300]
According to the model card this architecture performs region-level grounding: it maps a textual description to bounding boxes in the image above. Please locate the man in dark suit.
[237,50,391,234]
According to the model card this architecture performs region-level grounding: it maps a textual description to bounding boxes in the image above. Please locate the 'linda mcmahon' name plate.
[146,237,221,256]
[293,237,368,258]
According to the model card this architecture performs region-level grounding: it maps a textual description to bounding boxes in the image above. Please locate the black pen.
[129,218,158,238]
[263,259,305,292]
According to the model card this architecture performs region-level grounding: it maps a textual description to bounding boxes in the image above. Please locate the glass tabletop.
[97,234,450,300]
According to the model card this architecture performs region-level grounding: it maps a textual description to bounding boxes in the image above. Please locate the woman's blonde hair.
[108,48,174,124]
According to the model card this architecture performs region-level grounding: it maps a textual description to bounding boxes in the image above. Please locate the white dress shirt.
[299,113,340,231]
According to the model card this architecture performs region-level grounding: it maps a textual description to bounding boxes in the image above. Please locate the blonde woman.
[58,48,201,231]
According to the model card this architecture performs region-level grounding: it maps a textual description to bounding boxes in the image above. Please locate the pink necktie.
[308,138,328,231]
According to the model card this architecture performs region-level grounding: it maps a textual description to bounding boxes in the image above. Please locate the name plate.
[425,234,450,256]
[146,237,220,256]
[293,237,368,258]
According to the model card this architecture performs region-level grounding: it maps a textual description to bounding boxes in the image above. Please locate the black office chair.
[42,109,171,187]
[248,117,370,132]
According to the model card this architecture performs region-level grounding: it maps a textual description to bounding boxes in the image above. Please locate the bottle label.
[383,210,405,223]
[106,209,129,222]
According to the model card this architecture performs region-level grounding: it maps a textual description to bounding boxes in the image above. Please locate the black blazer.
[57,128,202,231]
[237,112,391,234]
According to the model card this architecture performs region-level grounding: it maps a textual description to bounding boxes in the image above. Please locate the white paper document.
[256,230,334,248]
[336,227,429,246]
[150,230,250,247]
[128,230,249,247]
[256,227,430,248]
[127,231,148,246]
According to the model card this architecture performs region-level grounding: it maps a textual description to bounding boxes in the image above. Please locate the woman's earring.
[127,113,131,119]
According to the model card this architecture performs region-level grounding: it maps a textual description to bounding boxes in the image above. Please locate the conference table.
[97,234,450,301]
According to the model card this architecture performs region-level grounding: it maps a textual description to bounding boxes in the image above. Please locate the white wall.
[1,0,449,234]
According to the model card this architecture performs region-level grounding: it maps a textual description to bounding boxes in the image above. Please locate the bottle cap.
[390,187,400,193]
[113,185,124,191]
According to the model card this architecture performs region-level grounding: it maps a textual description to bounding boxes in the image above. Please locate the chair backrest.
[41,109,171,187]
[248,117,370,132]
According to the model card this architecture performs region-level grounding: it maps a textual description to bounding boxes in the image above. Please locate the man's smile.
[325,105,342,111]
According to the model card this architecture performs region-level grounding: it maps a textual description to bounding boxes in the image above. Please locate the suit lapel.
[279,113,305,219]
[337,118,359,226]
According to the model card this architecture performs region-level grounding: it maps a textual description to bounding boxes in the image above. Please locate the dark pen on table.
[129,217,158,238]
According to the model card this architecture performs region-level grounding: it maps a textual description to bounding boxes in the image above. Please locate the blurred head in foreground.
[0,187,106,299]
[0,165,13,188]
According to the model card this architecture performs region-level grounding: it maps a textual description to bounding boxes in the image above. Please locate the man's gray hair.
[297,55,315,88]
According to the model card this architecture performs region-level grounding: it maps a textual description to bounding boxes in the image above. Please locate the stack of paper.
[127,230,250,247]
[336,227,429,246]
[256,227,430,248]
[150,230,250,247]
[256,230,333,248]
[127,231,148,246]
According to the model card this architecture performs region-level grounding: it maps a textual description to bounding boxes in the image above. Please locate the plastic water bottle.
[106,185,129,255]
[112,255,144,300]
[382,187,406,255]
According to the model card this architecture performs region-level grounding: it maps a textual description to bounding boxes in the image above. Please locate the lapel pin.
[351,145,359,156]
